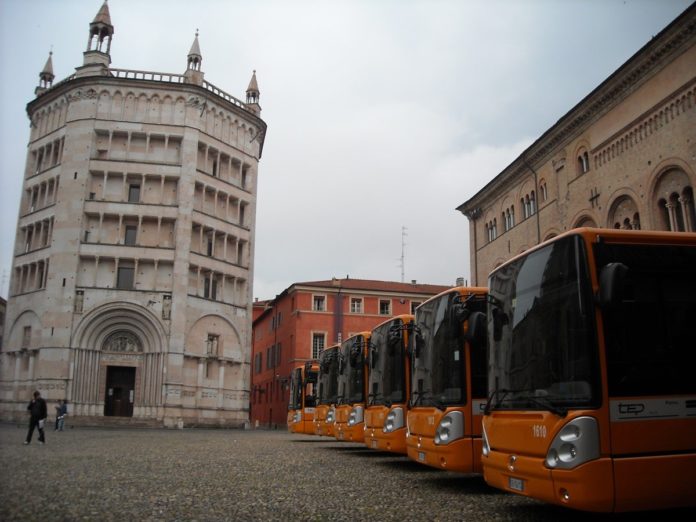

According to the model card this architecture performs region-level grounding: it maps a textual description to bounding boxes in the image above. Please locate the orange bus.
[313,344,340,437]
[334,332,371,442]
[406,287,488,471]
[481,228,696,512]
[287,361,319,434]
[364,314,414,453]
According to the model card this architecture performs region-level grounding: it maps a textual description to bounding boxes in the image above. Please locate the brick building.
[250,278,451,428]
[458,5,696,285]
[0,2,265,427]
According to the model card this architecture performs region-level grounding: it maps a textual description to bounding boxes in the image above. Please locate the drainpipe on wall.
[463,208,481,286]
[522,153,542,245]
[333,281,343,344]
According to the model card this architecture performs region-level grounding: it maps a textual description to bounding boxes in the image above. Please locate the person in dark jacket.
[24,390,47,445]
[54,399,68,431]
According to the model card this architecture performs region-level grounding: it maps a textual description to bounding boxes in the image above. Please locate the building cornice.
[26,71,267,157]
[458,3,696,216]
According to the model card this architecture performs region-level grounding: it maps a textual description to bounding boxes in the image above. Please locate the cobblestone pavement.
[1,423,694,521]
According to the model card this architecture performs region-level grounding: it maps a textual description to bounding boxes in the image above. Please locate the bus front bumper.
[482,450,614,512]
[365,427,407,454]
[406,433,477,472]
[335,421,365,442]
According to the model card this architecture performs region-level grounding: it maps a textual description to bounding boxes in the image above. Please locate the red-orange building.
[250,278,451,428]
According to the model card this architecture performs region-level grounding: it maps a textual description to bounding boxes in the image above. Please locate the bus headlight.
[348,405,364,426]
[434,411,463,445]
[482,422,490,456]
[383,407,404,433]
[327,408,335,424]
[294,411,302,423]
[545,416,599,469]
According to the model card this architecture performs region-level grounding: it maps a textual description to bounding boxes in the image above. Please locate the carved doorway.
[104,366,136,417]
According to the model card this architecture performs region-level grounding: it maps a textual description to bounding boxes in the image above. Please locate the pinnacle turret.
[35,51,55,95]
[187,30,202,72]
[246,70,261,114]
[184,30,205,85]
[86,0,114,55]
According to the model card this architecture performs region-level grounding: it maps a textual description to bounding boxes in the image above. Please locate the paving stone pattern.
[0,423,691,521]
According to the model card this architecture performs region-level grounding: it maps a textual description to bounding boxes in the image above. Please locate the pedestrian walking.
[24,390,47,445]
[54,399,68,431]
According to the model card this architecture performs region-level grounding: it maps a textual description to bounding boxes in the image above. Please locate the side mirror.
[465,311,487,345]
[387,325,402,355]
[409,328,424,359]
[369,343,378,369]
[492,307,508,342]
[598,262,628,308]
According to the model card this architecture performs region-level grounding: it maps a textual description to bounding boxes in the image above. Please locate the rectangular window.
[411,301,422,314]
[124,225,137,246]
[254,353,262,374]
[116,266,135,289]
[313,295,326,311]
[379,299,391,315]
[312,333,326,359]
[275,343,282,366]
[128,184,140,203]
[203,276,217,300]
[350,297,363,314]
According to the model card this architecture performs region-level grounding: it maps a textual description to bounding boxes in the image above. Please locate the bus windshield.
[337,336,366,405]
[595,241,696,397]
[368,319,406,406]
[318,350,338,405]
[288,368,302,410]
[411,293,467,409]
[487,235,600,413]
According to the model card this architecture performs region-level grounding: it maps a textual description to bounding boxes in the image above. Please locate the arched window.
[577,150,590,175]
[609,195,640,230]
[652,169,695,232]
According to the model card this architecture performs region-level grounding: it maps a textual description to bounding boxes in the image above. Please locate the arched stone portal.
[70,302,167,419]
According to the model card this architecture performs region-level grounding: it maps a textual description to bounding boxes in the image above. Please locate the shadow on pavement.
[376,458,440,472]
[497,501,696,520]
[422,474,503,495]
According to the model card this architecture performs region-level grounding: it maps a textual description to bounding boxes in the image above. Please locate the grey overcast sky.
[0,0,691,300]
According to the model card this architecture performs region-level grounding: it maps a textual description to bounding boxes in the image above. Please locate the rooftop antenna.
[400,226,407,283]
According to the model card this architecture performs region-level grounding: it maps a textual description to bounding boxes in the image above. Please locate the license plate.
[371,440,378,449]
[508,477,524,492]
[418,451,426,462]
[338,432,344,440]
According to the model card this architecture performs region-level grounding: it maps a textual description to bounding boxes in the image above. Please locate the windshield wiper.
[525,394,568,418]
[484,388,510,414]
[411,391,442,410]
[367,391,384,407]
[484,388,567,417]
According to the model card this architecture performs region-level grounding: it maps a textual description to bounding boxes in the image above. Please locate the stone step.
[65,416,164,429]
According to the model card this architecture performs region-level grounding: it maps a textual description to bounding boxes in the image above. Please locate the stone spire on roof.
[76,0,114,76]
[92,0,112,26]
[187,30,202,71]
[35,50,55,95]
[246,70,261,114]
[40,51,55,84]
[86,0,114,55]
[183,29,205,85]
